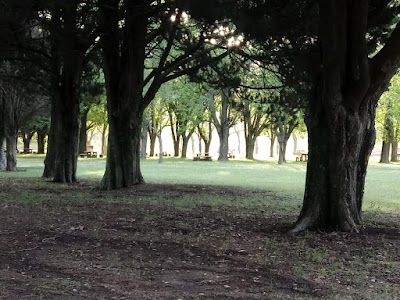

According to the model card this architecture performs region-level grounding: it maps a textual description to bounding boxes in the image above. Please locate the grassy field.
[7,154,400,212]
[1,155,400,299]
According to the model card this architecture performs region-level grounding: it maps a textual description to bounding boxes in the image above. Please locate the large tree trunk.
[100,0,147,189]
[291,0,400,232]
[52,70,82,183]
[101,125,107,156]
[173,138,180,157]
[101,110,144,189]
[37,132,46,154]
[292,133,298,155]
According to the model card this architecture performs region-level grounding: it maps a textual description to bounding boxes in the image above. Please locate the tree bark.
[149,132,157,157]
[391,141,398,162]
[0,138,5,170]
[37,132,46,154]
[269,129,276,157]
[5,135,17,171]
[43,97,58,178]
[79,111,88,154]
[292,133,298,155]
[245,136,256,160]
[291,0,400,232]
[181,132,193,158]
[141,118,149,159]
[277,133,288,165]
[217,91,230,161]
[22,131,34,150]
[100,0,147,189]
[380,141,390,163]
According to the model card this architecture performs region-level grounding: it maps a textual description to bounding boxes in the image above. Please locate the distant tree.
[208,89,240,160]
[376,73,400,163]
[87,97,108,156]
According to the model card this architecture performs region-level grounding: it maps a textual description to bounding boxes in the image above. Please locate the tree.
[99,0,237,189]
[191,0,400,231]
[163,78,205,158]
[290,1,400,232]
[38,0,99,183]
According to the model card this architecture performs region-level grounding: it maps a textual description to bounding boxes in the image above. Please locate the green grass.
[2,155,400,213]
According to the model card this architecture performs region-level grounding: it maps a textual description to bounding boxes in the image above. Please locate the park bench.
[80,151,98,158]
[23,148,32,154]
[193,153,212,161]
[295,150,308,161]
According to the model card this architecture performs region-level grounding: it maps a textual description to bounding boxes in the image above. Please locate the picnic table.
[80,151,98,158]
[193,153,212,161]
[295,150,308,161]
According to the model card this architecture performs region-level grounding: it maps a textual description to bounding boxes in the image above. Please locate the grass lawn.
[0,155,399,299]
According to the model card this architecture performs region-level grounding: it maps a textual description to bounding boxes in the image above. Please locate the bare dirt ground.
[0,182,399,299]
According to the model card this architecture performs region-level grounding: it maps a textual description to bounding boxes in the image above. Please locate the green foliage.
[376,72,400,141]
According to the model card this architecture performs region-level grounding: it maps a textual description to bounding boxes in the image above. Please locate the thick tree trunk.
[101,111,144,189]
[5,135,17,171]
[37,132,46,154]
[391,141,398,162]
[157,132,163,164]
[52,78,81,183]
[290,0,400,233]
[100,0,148,189]
[380,141,390,163]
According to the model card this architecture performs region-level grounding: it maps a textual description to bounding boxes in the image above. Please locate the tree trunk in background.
[157,131,163,164]
[181,132,193,158]
[173,138,180,157]
[217,91,230,161]
[149,132,156,156]
[292,133,298,155]
[22,131,34,150]
[79,111,88,154]
[245,136,256,159]
[291,1,400,233]
[380,141,390,163]
[141,118,149,159]
[101,125,107,156]
[277,132,288,165]
[269,130,276,157]
[391,141,398,162]
[37,132,46,154]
